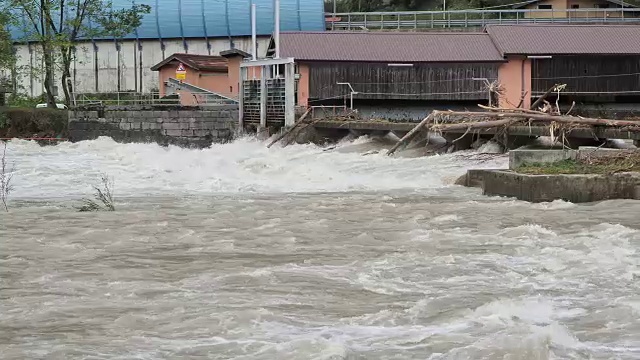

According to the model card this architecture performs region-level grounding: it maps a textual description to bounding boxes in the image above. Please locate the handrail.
[327,8,640,16]
[326,8,640,30]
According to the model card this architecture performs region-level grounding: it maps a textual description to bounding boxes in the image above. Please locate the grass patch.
[517,152,640,175]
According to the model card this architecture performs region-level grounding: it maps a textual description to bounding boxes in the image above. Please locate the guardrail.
[72,91,237,107]
[326,9,640,30]
[73,92,173,107]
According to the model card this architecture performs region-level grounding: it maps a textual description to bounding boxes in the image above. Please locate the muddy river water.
[1,138,638,359]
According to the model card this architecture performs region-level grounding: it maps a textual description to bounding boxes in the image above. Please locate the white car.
[35,103,68,109]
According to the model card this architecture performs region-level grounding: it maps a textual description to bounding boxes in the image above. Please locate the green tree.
[0,13,15,105]
[8,0,150,107]
[0,14,13,70]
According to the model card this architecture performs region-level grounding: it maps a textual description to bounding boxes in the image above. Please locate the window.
[538,4,553,9]
[571,4,580,8]
[596,3,610,8]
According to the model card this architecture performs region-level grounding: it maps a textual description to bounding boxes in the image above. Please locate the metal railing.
[72,91,238,107]
[73,92,175,107]
[326,8,640,30]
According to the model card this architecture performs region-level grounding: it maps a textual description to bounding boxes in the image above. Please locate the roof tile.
[279,32,505,63]
[151,53,228,72]
[486,25,640,55]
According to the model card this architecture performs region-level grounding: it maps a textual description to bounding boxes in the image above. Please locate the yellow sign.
[176,62,186,80]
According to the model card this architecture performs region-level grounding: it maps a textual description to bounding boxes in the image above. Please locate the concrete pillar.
[443,133,474,152]
[504,135,538,150]
[238,66,247,131]
[256,126,270,140]
[284,62,296,126]
[260,65,268,128]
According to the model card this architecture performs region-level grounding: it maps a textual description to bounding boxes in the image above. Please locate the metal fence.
[72,92,237,107]
[327,9,640,30]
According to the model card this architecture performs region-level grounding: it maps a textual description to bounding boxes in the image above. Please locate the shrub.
[0,107,68,138]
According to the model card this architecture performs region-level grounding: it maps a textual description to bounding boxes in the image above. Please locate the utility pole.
[274,0,280,59]
[251,3,257,60]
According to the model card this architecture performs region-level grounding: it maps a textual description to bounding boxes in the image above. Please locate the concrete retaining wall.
[509,149,578,170]
[509,147,640,170]
[480,170,640,203]
[68,105,238,148]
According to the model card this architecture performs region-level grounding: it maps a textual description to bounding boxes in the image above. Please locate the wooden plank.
[307,62,499,102]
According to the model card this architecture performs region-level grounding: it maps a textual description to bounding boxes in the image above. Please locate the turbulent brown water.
[1,137,639,359]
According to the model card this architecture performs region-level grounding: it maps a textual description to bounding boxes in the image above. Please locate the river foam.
[5,136,507,198]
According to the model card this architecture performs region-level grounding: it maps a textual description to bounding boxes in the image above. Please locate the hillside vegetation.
[325,0,640,12]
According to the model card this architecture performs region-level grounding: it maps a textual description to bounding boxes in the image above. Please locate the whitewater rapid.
[1,137,638,359]
[5,136,506,199]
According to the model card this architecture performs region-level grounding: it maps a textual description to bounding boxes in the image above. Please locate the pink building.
[151,25,640,116]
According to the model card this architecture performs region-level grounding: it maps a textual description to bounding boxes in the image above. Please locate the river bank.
[0,107,68,140]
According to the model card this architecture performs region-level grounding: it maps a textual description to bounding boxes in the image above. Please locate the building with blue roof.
[11,0,325,96]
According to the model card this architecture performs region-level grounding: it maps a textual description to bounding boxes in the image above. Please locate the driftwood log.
[430,119,517,132]
[387,113,435,156]
[437,111,640,128]
[387,107,640,156]
[266,108,311,148]
[529,84,561,110]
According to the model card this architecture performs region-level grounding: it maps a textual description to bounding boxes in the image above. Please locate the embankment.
[0,107,68,140]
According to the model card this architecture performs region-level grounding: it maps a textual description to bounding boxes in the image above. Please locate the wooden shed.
[487,25,640,105]
[276,32,506,108]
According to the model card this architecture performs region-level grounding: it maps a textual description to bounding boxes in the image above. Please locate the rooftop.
[278,31,505,63]
[486,24,640,55]
[150,53,228,72]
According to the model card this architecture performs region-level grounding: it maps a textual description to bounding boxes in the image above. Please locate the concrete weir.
[476,170,640,203]
[460,148,640,203]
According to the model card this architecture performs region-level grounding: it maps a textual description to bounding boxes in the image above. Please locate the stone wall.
[68,104,239,148]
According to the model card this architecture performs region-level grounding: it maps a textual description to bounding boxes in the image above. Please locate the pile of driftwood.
[267,110,359,148]
[387,84,640,156]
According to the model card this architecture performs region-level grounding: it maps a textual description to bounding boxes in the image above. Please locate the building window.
[571,4,579,8]
[538,4,553,9]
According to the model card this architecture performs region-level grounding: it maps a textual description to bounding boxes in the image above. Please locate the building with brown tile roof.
[278,31,505,63]
[486,24,640,56]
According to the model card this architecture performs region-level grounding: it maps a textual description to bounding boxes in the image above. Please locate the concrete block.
[119,122,131,130]
[214,121,232,130]
[200,121,215,130]
[179,121,192,130]
[162,122,181,130]
[165,129,183,137]
[509,149,577,170]
[577,147,637,162]
[193,129,213,137]
[142,122,160,130]
[181,129,194,137]
[480,170,640,203]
